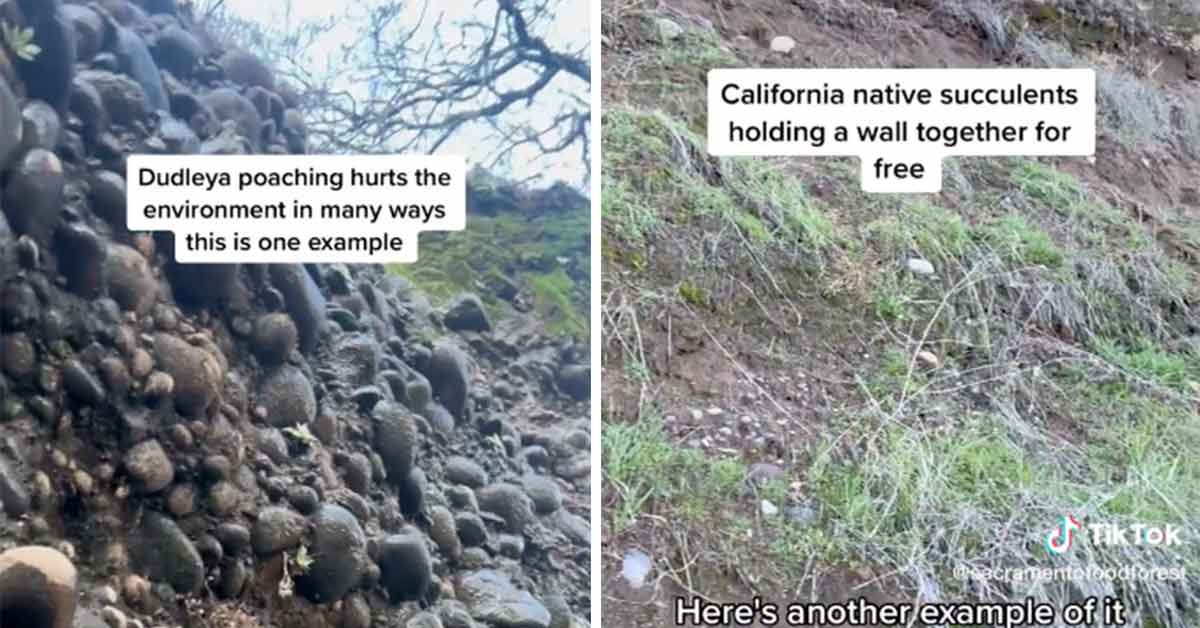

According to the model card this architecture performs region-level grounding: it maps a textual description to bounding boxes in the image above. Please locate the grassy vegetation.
[391,199,589,341]
[604,415,760,531]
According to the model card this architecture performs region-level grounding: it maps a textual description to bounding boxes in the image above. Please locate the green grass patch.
[528,268,588,339]
[974,213,1066,268]
[389,208,588,341]
[866,200,971,262]
[1011,159,1088,212]
[722,157,839,253]
[603,415,755,531]
[1094,337,1200,392]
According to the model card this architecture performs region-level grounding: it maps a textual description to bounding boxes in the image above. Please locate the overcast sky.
[222,0,590,186]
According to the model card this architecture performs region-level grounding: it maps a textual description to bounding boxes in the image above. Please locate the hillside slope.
[0,1,592,627]
[601,1,1200,626]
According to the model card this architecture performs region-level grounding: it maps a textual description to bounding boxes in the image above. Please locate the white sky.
[222,0,590,185]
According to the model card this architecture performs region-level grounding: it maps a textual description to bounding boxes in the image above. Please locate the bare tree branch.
[200,0,590,185]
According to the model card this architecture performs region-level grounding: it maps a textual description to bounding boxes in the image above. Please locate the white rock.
[760,499,779,516]
[916,350,939,368]
[656,18,683,41]
[905,257,936,276]
[95,584,119,605]
[770,36,796,53]
[102,606,127,628]
[622,549,652,588]
[601,35,612,48]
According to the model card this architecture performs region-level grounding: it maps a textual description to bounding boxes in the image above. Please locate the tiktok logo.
[1046,514,1083,555]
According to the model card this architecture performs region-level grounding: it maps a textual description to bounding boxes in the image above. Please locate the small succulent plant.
[2,22,40,61]
[282,424,319,447]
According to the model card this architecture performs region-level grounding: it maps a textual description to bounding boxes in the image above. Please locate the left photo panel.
[0,1,593,627]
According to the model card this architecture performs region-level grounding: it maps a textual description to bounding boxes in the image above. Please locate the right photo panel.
[600,1,1199,627]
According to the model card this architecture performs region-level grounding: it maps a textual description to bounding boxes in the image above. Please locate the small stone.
[208,481,240,516]
[95,584,119,605]
[217,49,275,90]
[497,534,524,559]
[129,513,204,594]
[351,385,384,413]
[429,341,471,422]
[215,523,251,556]
[251,506,308,555]
[166,483,196,517]
[521,475,562,514]
[0,333,37,381]
[770,35,796,53]
[459,569,551,628]
[0,546,77,628]
[101,605,126,628]
[444,293,491,332]
[144,371,174,399]
[447,485,478,512]
[408,611,444,628]
[130,349,154,378]
[123,440,173,493]
[154,333,222,417]
[251,313,297,366]
[98,357,131,400]
[455,512,488,547]
[122,575,150,608]
[428,505,461,561]
[656,18,683,41]
[286,484,320,515]
[445,456,489,488]
[258,365,316,427]
[556,364,589,401]
[621,549,652,589]
[477,483,535,534]
[760,499,779,517]
[376,531,433,604]
[905,257,935,276]
[3,149,65,244]
[373,401,418,484]
[77,70,148,125]
[784,502,818,527]
[297,504,367,603]
[341,594,371,628]
[916,350,940,368]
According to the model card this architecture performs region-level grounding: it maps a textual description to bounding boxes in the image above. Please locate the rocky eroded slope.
[0,1,593,627]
